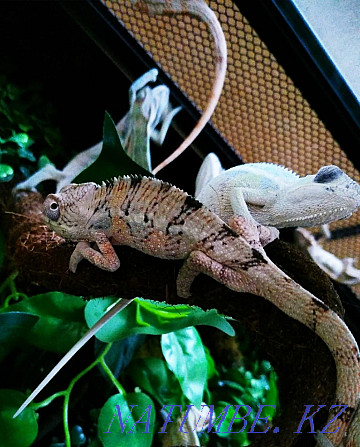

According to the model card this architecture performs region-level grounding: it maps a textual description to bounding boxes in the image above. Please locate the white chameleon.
[13,68,181,193]
[196,153,360,242]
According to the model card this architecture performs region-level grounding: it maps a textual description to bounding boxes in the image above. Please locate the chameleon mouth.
[283,206,348,225]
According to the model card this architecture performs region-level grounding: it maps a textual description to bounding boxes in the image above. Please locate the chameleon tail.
[133,0,227,174]
[13,298,134,418]
[243,260,360,446]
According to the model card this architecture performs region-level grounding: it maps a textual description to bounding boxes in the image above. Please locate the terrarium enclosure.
[0,1,360,447]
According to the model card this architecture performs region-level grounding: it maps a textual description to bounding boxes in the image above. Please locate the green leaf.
[204,346,218,381]
[0,292,87,353]
[262,370,278,420]
[213,401,250,440]
[17,146,36,162]
[8,133,30,147]
[0,389,38,447]
[74,112,151,184]
[126,357,182,406]
[38,154,54,169]
[161,327,207,407]
[84,298,235,342]
[0,312,39,361]
[0,164,14,182]
[98,392,155,447]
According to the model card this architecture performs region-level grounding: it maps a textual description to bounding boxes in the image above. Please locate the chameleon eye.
[45,200,60,221]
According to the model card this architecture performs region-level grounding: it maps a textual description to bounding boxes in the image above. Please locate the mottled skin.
[196,159,360,239]
[133,0,227,174]
[38,176,360,446]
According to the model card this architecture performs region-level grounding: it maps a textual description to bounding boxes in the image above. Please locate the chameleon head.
[266,165,360,227]
[43,182,100,240]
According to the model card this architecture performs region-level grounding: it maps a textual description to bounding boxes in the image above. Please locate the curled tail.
[133,0,227,174]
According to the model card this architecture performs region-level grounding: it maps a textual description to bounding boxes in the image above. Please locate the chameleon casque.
[12,175,359,446]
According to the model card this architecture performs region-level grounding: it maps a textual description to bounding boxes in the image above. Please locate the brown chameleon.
[14,175,360,447]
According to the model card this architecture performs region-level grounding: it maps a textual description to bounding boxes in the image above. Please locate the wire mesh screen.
[102,0,360,293]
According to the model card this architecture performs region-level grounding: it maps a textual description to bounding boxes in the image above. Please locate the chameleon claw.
[69,241,91,273]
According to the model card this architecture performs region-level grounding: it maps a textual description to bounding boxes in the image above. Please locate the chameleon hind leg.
[69,232,120,273]
[177,215,269,297]
[227,214,278,249]
[177,250,240,298]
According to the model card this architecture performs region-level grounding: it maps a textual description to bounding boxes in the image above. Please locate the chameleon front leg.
[150,104,182,146]
[177,251,207,298]
[69,232,120,273]
[177,215,275,297]
[129,68,158,105]
[227,198,279,248]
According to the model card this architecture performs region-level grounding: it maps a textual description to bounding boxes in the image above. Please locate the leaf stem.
[0,271,22,306]
[62,343,114,446]
[31,391,66,410]
[100,354,126,396]
[4,292,28,307]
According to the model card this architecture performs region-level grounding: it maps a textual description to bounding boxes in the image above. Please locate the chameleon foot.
[177,250,238,298]
[227,215,279,248]
[69,232,120,273]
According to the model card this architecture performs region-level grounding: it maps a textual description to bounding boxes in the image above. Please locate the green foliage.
[126,358,182,407]
[204,345,219,381]
[0,389,38,447]
[0,75,61,150]
[85,298,234,342]
[74,112,151,184]
[98,393,155,447]
[0,268,278,447]
[0,75,61,182]
[0,228,5,270]
[0,163,14,182]
[0,312,38,361]
[1,292,87,352]
[207,358,279,445]
[161,327,207,408]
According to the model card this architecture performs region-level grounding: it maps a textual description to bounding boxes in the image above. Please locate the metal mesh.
[103,0,360,293]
